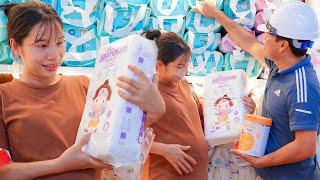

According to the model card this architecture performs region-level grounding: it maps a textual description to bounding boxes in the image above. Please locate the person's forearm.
[211,10,266,65]
[145,107,166,127]
[258,140,316,168]
[0,158,65,179]
[149,142,166,156]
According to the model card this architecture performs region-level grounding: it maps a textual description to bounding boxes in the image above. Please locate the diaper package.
[0,10,7,43]
[42,0,58,9]
[146,16,186,36]
[116,0,150,6]
[184,31,221,54]
[211,166,259,180]
[63,24,98,67]
[311,40,320,80]
[186,10,222,33]
[224,51,262,78]
[218,29,255,53]
[224,0,256,29]
[103,128,155,180]
[56,0,100,28]
[76,34,158,167]
[187,0,223,9]
[204,70,247,147]
[188,51,224,76]
[149,0,189,16]
[211,143,250,167]
[254,10,271,35]
[0,41,12,64]
[97,3,150,38]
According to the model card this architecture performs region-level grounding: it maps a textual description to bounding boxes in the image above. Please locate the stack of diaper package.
[76,34,157,179]
[0,6,11,65]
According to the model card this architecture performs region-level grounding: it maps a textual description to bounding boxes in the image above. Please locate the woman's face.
[157,53,190,83]
[11,21,65,79]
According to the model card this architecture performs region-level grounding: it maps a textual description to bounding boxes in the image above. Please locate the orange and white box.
[238,114,272,157]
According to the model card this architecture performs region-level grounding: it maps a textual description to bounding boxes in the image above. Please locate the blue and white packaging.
[41,0,58,9]
[224,50,262,78]
[224,0,256,29]
[116,0,150,6]
[150,0,189,16]
[184,31,221,54]
[63,24,98,67]
[186,0,223,10]
[56,0,101,28]
[0,10,8,43]
[189,51,224,76]
[146,16,185,36]
[186,10,222,33]
[0,41,12,64]
[98,3,150,38]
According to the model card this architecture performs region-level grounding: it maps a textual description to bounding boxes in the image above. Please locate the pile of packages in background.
[2,0,318,80]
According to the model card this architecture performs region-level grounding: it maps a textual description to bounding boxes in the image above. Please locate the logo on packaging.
[212,75,237,85]
[99,45,128,68]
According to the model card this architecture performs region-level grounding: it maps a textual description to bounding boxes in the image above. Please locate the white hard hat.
[258,1,319,40]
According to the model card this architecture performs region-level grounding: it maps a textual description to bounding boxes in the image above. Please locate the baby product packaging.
[76,34,158,167]
[63,24,98,67]
[149,0,189,16]
[184,31,221,54]
[186,10,222,33]
[204,70,247,147]
[146,16,186,36]
[98,3,150,38]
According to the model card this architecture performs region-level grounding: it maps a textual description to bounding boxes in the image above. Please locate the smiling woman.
[0,1,165,180]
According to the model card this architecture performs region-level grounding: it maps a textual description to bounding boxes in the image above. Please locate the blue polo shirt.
[256,56,320,180]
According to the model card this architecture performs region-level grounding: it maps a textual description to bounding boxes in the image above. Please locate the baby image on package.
[204,70,247,147]
[76,34,158,168]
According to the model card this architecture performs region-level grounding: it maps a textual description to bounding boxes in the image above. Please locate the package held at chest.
[76,34,158,167]
[204,70,247,147]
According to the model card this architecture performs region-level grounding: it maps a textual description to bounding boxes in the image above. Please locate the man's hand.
[192,1,220,19]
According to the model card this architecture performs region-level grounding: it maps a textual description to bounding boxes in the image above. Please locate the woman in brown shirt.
[0,2,165,179]
[139,30,208,180]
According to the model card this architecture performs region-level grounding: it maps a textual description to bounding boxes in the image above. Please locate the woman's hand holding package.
[243,92,256,114]
[162,144,197,175]
[117,65,166,126]
[56,133,111,171]
[192,0,220,19]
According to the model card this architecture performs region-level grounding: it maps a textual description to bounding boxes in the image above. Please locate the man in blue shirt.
[194,1,320,179]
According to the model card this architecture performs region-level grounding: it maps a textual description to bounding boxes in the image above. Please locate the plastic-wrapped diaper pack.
[0,42,11,64]
[224,51,262,78]
[103,128,155,180]
[186,10,222,33]
[184,31,221,54]
[311,40,320,80]
[224,0,256,29]
[255,0,299,12]
[63,24,98,67]
[149,0,189,16]
[204,70,247,147]
[76,34,158,167]
[187,0,223,9]
[254,11,268,34]
[56,0,100,28]
[116,0,150,6]
[218,29,255,53]
[97,3,150,38]
[0,9,7,43]
[146,16,186,36]
[211,143,249,167]
[188,51,224,76]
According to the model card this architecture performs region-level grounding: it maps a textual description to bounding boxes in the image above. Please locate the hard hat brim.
[257,24,269,33]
